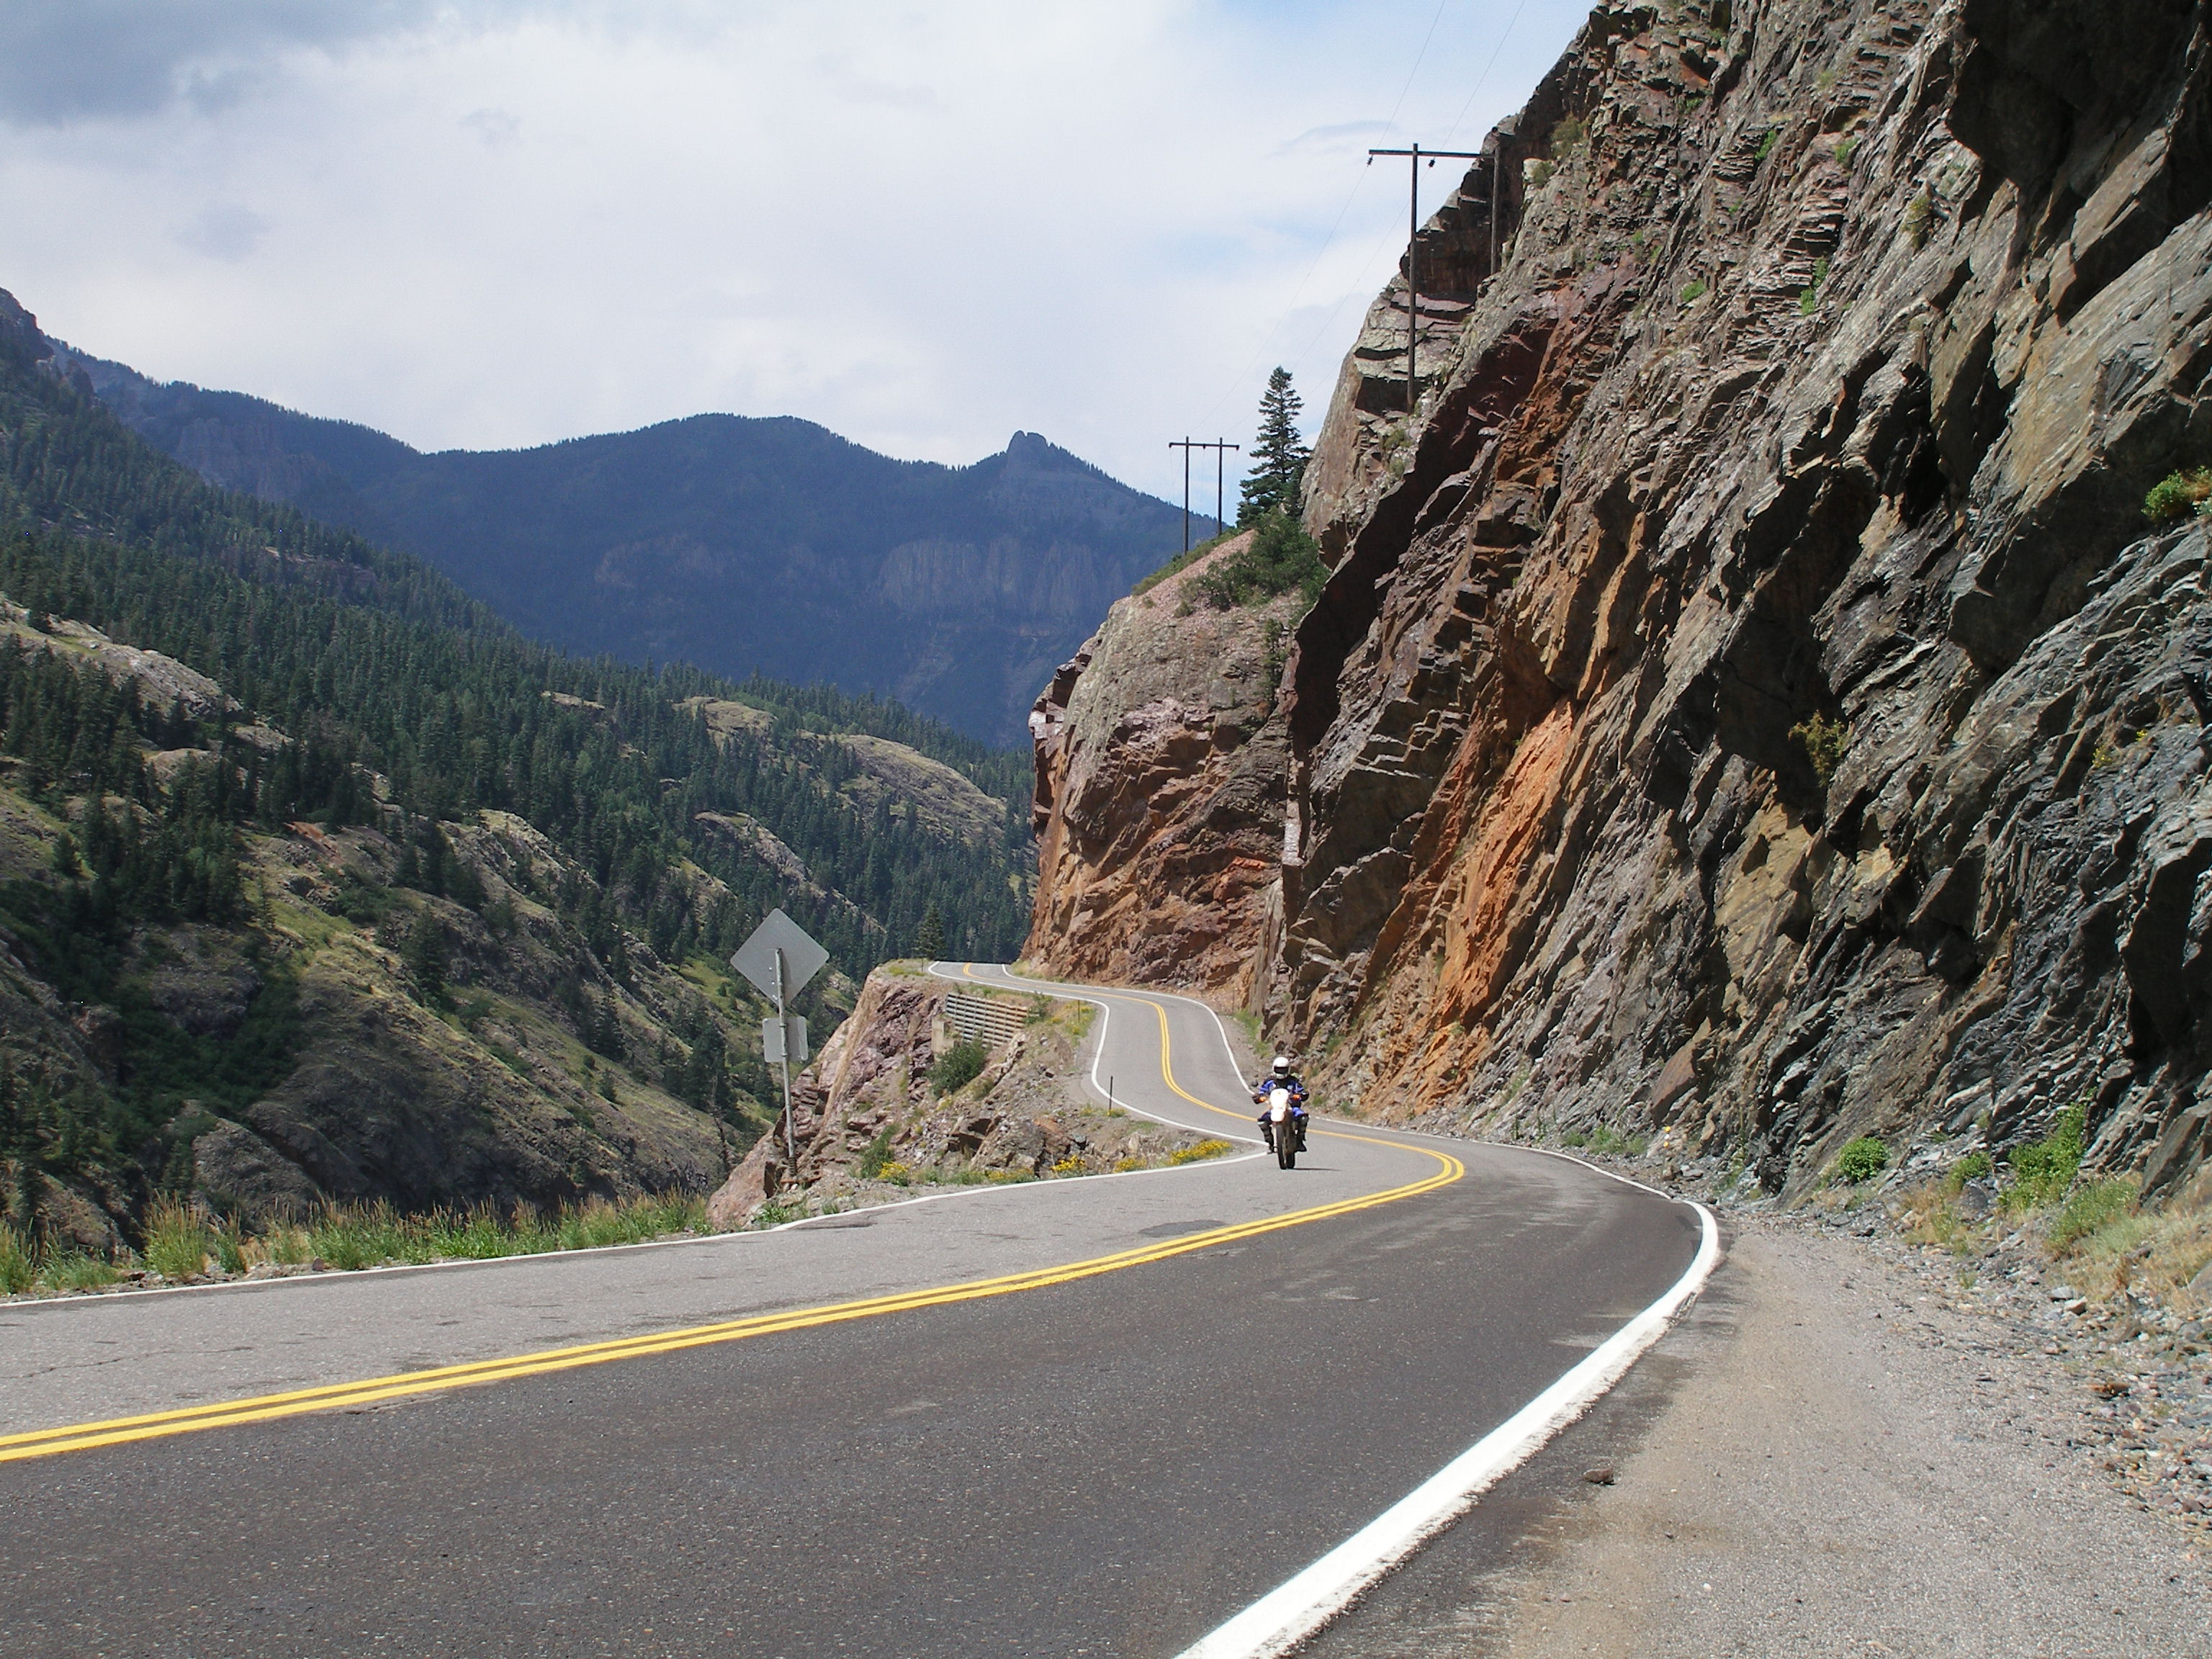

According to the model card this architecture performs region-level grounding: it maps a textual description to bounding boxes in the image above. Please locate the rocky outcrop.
[1032,0,2212,1196]
[706,968,1206,1223]
[1025,533,1298,998]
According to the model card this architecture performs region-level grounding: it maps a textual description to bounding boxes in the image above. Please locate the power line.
[1192,0,1455,436]
[1440,0,1532,147]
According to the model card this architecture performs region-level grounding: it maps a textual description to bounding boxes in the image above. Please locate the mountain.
[58,351,1215,745]
[0,285,1033,1252]
[1026,0,2212,1203]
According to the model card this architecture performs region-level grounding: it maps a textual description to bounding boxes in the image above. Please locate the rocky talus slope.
[1026,532,1299,1001]
[1031,0,2212,1197]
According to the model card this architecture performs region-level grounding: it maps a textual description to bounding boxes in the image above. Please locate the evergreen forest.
[0,289,1035,1248]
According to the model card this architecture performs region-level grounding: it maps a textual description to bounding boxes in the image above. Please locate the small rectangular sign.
[762,1015,809,1066]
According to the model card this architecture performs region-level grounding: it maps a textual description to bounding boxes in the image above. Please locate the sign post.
[731,909,829,1169]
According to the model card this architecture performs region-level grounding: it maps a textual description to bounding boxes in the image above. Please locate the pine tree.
[1237,368,1311,526]
[914,904,945,961]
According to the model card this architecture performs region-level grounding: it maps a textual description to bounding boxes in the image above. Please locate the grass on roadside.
[1,1192,713,1297]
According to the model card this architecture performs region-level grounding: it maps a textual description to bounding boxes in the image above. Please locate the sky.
[0,0,1591,505]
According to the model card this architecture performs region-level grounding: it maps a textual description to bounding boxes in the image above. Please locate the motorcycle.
[1266,1086,1301,1170]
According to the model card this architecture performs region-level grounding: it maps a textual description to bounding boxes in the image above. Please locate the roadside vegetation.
[0,1191,709,1297]
[1877,1102,2212,1314]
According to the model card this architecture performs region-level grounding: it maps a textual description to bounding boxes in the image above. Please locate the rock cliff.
[1025,532,1298,999]
[1029,0,2212,1196]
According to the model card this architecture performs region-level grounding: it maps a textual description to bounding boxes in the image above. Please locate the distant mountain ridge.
[58,348,1212,743]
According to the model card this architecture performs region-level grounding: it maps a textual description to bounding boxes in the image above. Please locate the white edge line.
[1173,1200,1722,1659]
[985,966,1733,1659]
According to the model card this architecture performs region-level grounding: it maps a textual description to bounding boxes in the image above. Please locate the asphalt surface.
[0,966,1704,1658]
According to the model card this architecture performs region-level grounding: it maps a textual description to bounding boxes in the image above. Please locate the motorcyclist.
[1253,1055,1309,1152]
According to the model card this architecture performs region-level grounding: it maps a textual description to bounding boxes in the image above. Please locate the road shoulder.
[1305,1223,2211,1658]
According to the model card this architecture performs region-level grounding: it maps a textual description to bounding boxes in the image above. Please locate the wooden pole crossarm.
[1367,144,1486,412]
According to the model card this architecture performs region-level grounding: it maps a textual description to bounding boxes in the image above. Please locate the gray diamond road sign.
[730,908,827,1002]
[731,909,829,1165]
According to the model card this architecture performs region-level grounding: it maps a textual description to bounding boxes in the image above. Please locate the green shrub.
[1944,1148,1992,1192]
[143,1197,212,1280]
[1789,711,1851,787]
[2050,1177,2138,1251]
[929,1038,988,1096]
[1834,1136,1889,1184]
[1834,134,1860,166]
[0,1224,33,1294]
[857,1125,897,1180]
[1587,1125,1647,1157]
[1192,511,1326,612]
[1551,115,1588,156]
[2006,1100,2087,1209]
[1755,129,1779,163]
[1679,279,1708,304]
[1798,256,1831,315]
[2144,467,2212,523]
[41,1253,121,1292]
[1904,189,1933,248]
[212,1217,247,1274]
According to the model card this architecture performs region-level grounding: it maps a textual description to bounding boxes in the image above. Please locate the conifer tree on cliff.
[1237,367,1311,527]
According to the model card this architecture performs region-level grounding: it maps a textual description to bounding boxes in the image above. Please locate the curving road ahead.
[0,966,1709,1659]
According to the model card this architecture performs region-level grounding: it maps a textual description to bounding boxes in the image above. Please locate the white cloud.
[170,202,271,262]
[0,0,1590,503]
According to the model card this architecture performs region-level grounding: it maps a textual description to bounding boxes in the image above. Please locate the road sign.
[732,909,830,1169]
[762,1016,809,1065]
[731,909,828,1001]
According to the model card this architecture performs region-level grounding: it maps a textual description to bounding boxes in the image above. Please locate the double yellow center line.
[3,981,1460,1465]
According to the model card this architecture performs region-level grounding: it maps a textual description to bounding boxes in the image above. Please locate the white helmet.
[1271,1055,1292,1077]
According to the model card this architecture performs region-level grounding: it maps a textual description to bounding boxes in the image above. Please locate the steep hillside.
[58,347,1208,744]
[0,288,1032,1251]
[1027,0,2212,1200]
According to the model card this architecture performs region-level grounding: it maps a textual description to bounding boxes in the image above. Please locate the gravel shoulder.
[1307,1218,2211,1658]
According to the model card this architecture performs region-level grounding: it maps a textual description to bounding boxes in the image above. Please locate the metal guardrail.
[943,991,1028,1049]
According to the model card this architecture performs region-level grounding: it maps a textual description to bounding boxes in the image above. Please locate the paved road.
[0,966,1704,1658]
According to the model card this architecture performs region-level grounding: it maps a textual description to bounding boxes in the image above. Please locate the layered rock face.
[1025,533,1298,999]
[1035,0,2212,1195]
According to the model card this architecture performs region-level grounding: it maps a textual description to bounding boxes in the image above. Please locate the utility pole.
[1169,438,1239,550]
[1367,142,1483,413]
